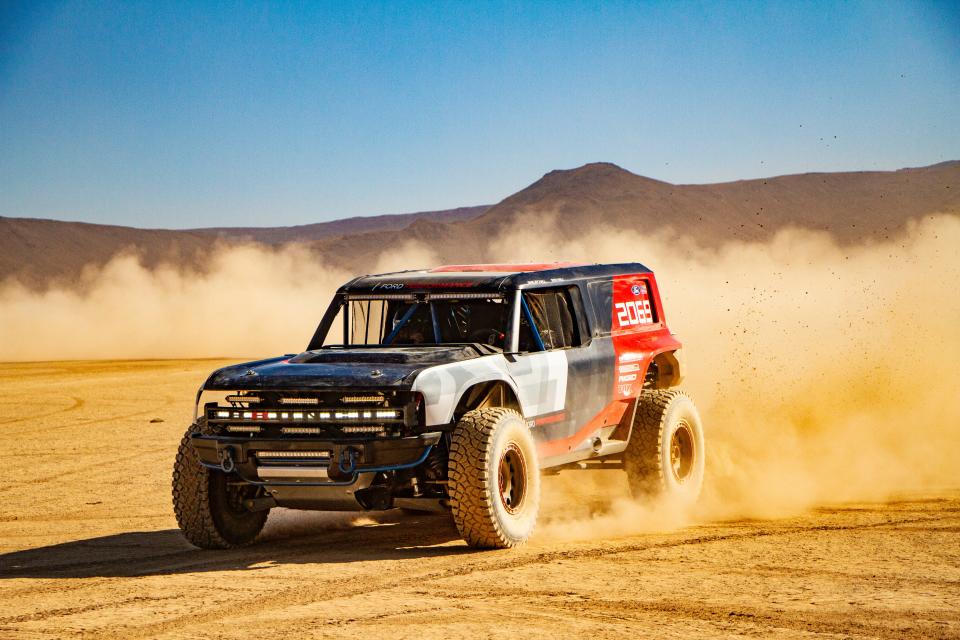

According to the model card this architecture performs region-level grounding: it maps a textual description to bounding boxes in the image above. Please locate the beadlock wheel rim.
[498,443,527,514]
[670,421,695,483]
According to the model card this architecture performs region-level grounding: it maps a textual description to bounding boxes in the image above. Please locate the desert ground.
[1,359,958,639]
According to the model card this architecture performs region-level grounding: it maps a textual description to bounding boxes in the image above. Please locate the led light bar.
[282,426,322,434]
[278,397,319,405]
[427,292,504,300]
[341,425,386,434]
[226,425,262,433]
[256,450,331,459]
[347,294,417,301]
[226,395,261,404]
[210,408,401,422]
[340,395,384,403]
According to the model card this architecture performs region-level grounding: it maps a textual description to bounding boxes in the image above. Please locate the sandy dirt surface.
[1,360,958,639]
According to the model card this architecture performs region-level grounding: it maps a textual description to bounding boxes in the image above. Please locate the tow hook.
[338,446,360,475]
[219,446,236,473]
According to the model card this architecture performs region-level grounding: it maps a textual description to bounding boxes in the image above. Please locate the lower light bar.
[227,395,261,404]
[341,395,385,403]
[282,427,322,435]
[226,425,262,433]
[341,425,387,434]
[256,450,331,459]
[278,397,319,405]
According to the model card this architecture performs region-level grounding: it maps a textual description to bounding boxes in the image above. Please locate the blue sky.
[1,1,957,229]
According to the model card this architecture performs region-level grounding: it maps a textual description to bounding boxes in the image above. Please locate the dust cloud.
[491,213,960,533]
[0,241,437,361]
[1,214,958,530]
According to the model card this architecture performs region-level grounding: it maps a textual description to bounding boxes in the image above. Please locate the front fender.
[411,356,523,427]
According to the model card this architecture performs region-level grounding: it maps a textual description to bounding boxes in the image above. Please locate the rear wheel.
[171,422,269,549]
[624,390,705,504]
[448,408,540,548]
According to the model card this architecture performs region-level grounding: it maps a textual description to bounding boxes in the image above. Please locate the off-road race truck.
[173,262,705,549]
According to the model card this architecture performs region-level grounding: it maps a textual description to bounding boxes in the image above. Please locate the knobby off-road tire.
[625,389,705,504]
[171,421,269,549]
[448,408,540,548]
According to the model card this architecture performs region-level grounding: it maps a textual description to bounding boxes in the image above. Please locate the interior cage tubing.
[383,302,420,345]
[429,303,442,343]
[520,294,546,351]
[338,294,547,351]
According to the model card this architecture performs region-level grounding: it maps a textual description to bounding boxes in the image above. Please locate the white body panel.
[411,352,568,426]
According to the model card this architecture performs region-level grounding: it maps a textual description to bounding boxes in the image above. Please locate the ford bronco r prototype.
[173,263,705,549]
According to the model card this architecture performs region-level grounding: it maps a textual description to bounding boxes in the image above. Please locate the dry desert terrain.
[1,360,958,639]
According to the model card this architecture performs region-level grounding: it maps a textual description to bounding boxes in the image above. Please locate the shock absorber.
[421,434,449,484]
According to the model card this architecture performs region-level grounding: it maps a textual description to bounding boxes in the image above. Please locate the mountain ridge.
[2,161,957,288]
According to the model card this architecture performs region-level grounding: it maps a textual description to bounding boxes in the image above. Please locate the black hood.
[204,346,482,390]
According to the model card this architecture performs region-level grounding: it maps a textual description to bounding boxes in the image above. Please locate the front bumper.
[191,431,441,486]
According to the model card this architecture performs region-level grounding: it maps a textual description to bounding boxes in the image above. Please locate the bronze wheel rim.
[498,443,527,514]
[670,421,695,482]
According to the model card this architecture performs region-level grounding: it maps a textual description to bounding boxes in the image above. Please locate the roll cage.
[306,288,578,354]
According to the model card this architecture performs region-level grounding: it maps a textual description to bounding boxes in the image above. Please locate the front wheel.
[171,422,269,549]
[448,408,540,548]
[624,390,705,505]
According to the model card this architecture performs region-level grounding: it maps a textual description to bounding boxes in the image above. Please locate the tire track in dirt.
[85,513,952,639]
[0,448,168,496]
[718,558,960,591]
[6,508,950,611]
[1,394,177,438]
[0,517,457,599]
[0,513,169,524]
[1,520,450,578]
[534,594,955,640]
[0,396,85,425]
[272,520,960,638]
[0,595,180,625]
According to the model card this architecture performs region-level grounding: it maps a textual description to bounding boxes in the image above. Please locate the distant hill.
[0,217,217,288]
[191,205,489,244]
[0,205,490,287]
[2,162,957,287]
[305,161,960,271]
[472,160,960,245]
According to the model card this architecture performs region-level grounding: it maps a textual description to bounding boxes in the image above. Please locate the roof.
[338,262,653,293]
[428,262,587,273]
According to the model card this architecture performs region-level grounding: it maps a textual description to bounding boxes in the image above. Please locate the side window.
[587,280,614,335]
[522,288,580,350]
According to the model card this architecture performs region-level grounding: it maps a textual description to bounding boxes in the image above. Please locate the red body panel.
[610,273,680,398]
[535,272,681,461]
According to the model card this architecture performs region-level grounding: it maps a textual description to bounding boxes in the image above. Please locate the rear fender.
[647,349,683,388]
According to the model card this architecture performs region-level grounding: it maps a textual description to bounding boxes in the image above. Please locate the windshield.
[332,295,510,349]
